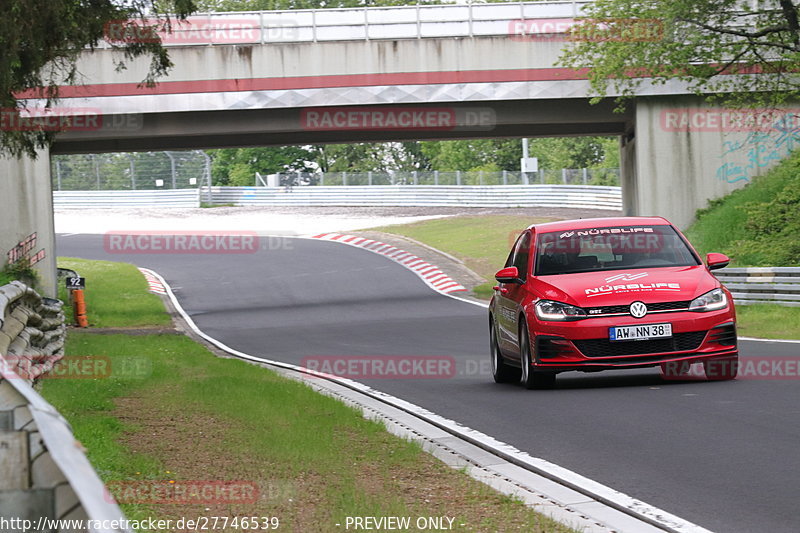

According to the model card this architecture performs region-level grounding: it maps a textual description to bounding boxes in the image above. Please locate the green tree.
[210,146,314,185]
[418,137,618,172]
[1,0,197,157]
[559,0,800,108]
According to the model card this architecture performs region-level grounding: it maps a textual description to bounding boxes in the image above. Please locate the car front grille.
[585,300,692,316]
[573,331,708,358]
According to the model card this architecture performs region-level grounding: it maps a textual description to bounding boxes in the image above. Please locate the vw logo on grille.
[630,301,648,318]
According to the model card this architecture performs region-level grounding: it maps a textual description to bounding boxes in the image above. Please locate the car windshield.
[534,225,701,275]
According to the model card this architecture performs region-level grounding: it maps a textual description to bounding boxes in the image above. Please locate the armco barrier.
[53,189,199,209]
[1,281,130,529]
[204,185,623,210]
[0,370,132,530]
[715,267,800,307]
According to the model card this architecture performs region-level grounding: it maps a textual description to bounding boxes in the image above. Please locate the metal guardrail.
[715,267,800,307]
[53,189,200,209]
[203,184,623,210]
[103,1,591,47]
[1,281,130,530]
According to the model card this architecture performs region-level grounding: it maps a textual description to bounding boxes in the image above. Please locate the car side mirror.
[495,266,522,284]
[706,252,730,271]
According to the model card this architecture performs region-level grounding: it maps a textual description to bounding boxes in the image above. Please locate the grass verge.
[57,257,171,327]
[40,258,577,532]
[736,305,800,340]
[373,215,552,298]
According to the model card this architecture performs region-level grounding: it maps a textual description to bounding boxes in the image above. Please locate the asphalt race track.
[58,233,799,533]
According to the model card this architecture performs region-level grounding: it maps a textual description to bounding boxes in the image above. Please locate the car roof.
[525,216,672,232]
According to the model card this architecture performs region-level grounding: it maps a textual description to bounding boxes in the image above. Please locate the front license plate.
[609,323,672,342]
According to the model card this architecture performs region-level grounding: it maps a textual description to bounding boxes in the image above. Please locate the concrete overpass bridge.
[5,1,795,292]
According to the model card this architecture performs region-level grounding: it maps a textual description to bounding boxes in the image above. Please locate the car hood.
[530,266,718,307]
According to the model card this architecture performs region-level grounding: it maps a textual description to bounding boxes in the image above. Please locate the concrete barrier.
[53,189,199,209]
[204,184,623,210]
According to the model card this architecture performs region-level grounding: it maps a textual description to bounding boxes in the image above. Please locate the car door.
[495,231,531,358]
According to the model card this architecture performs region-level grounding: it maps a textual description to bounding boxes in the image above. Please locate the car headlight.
[535,300,587,321]
[689,288,728,312]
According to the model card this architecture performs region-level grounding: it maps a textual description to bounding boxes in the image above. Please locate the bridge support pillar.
[0,149,57,296]
[628,95,791,229]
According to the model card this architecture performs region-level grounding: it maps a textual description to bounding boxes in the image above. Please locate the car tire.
[660,360,692,379]
[490,319,520,383]
[703,354,738,381]
[520,322,556,390]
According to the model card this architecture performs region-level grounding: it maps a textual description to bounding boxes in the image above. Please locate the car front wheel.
[519,322,556,390]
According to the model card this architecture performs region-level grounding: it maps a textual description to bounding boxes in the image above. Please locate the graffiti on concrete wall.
[716,113,800,184]
[6,232,46,266]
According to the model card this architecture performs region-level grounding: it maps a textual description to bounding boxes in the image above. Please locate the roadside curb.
[311,232,468,294]
[143,266,713,533]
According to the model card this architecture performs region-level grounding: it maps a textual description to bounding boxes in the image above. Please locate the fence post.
[456,170,461,186]
[94,154,101,190]
[343,171,347,186]
[320,172,325,186]
[166,151,177,189]
[129,155,136,190]
[479,170,484,185]
[56,159,62,191]
[368,171,373,185]
[562,168,567,184]
[202,151,212,204]
[434,170,439,185]
[502,169,507,185]
[583,167,588,184]
[413,170,418,185]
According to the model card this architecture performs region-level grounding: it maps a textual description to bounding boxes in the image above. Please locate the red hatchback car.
[489,217,738,389]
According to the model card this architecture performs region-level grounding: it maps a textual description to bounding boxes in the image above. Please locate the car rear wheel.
[520,322,556,390]
[704,355,738,381]
[490,319,520,383]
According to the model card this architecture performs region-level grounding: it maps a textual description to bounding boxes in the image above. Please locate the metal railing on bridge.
[101,1,592,46]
